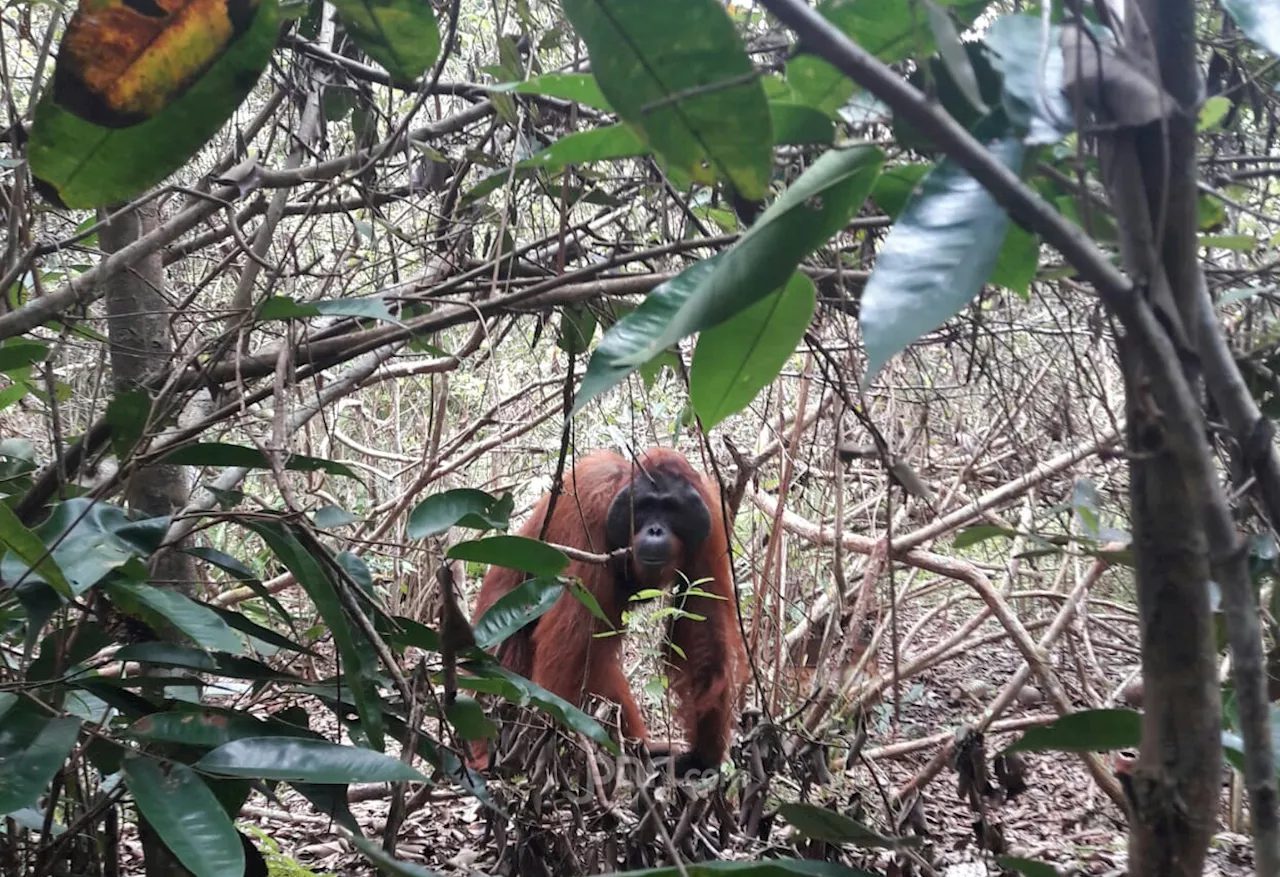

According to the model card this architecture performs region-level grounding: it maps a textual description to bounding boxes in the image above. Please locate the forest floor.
[159,603,1255,877]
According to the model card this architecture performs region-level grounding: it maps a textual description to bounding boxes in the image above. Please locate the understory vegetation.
[3,0,1280,876]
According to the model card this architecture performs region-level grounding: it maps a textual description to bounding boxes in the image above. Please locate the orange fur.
[467,448,747,772]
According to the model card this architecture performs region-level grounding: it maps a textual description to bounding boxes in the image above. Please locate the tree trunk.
[99,202,197,596]
[99,201,197,877]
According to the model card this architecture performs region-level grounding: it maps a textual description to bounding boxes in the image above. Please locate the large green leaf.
[989,222,1040,296]
[690,272,815,429]
[860,135,1026,382]
[575,145,883,413]
[561,0,773,199]
[0,340,49,373]
[0,498,167,596]
[328,0,438,83]
[0,699,82,815]
[984,14,1074,144]
[457,661,618,755]
[1223,0,1280,58]
[28,0,279,209]
[114,642,302,682]
[237,518,384,749]
[0,500,72,597]
[1005,708,1141,754]
[770,102,836,146]
[104,389,153,462]
[490,72,613,112]
[819,0,990,65]
[122,756,243,877]
[128,707,321,748]
[407,488,513,539]
[28,622,114,682]
[779,802,922,850]
[465,123,650,201]
[785,54,855,116]
[157,443,356,478]
[257,294,401,326]
[195,737,427,783]
[446,535,570,577]
[208,604,315,655]
[471,576,565,650]
[185,545,293,624]
[106,580,243,654]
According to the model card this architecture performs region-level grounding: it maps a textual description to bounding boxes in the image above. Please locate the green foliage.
[239,826,336,877]
[28,0,281,208]
[860,135,1026,382]
[561,0,773,199]
[576,145,883,413]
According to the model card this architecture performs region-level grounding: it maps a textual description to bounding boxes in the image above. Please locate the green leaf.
[1201,234,1256,252]
[869,163,929,219]
[996,858,1061,877]
[1006,708,1141,754]
[184,545,293,625]
[104,389,153,461]
[465,124,649,202]
[0,499,73,597]
[122,756,243,877]
[490,72,613,112]
[0,701,82,814]
[1223,0,1280,58]
[114,642,302,682]
[457,662,618,755]
[576,145,883,413]
[237,518,384,749]
[0,340,49,372]
[157,443,357,478]
[446,536,570,577]
[0,498,166,596]
[561,0,773,199]
[388,616,441,653]
[778,802,922,850]
[128,707,320,749]
[29,622,114,682]
[557,304,599,355]
[1198,94,1233,131]
[785,54,854,116]
[28,0,279,209]
[989,221,1040,296]
[207,605,316,656]
[690,272,814,429]
[328,0,439,82]
[257,294,401,326]
[924,0,987,115]
[953,525,1019,549]
[408,488,513,539]
[819,0,990,64]
[195,737,427,783]
[445,695,496,741]
[860,136,1026,382]
[313,505,359,529]
[984,14,1074,145]
[106,581,243,654]
[472,576,565,650]
[770,102,835,146]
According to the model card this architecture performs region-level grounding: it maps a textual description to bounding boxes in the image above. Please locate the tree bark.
[99,201,198,877]
[99,201,197,596]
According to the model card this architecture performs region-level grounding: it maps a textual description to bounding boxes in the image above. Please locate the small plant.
[239,825,335,877]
